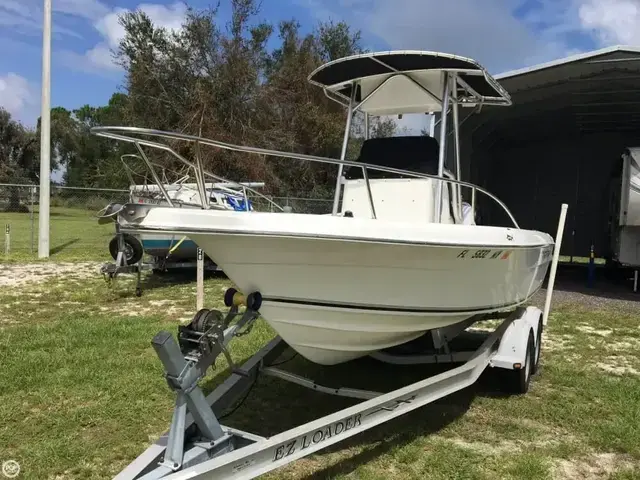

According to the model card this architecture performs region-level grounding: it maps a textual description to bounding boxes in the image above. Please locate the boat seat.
[340,135,465,224]
[344,135,440,180]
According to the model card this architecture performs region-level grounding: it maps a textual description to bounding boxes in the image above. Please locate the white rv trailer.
[609,147,640,291]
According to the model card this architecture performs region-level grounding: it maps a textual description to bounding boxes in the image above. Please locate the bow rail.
[91,126,519,227]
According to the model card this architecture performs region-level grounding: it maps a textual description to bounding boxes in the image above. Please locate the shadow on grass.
[193,335,519,480]
[111,269,229,298]
[50,238,80,255]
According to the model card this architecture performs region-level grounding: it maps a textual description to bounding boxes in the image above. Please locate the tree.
[0,108,39,211]
[111,1,375,199]
[44,1,400,199]
[63,93,131,188]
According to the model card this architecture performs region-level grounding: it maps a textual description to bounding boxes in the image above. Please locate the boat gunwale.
[123,224,554,250]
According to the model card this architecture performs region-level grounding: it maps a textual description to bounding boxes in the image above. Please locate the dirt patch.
[544,333,576,352]
[576,325,613,337]
[98,302,191,320]
[148,300,174,307]
[445,427,571,456]
[447,438,504,455]
[0,262,101,288]
[553,452,635,479]
[595,355,640,376]
[606,339,640,352]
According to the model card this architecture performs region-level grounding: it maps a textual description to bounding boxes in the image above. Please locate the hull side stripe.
[262,297,530,314]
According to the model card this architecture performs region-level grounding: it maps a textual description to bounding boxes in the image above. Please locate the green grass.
[0,206,114,263]
[0,267,639,479]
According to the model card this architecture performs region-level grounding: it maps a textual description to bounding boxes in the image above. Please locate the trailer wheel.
[532,316,543,375]
[510,331,534,394]
[109,234,143,265]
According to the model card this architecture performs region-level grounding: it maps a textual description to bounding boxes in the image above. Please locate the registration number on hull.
[456,249,512,260]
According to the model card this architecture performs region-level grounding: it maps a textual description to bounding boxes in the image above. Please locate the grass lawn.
[0,265,639,479]
[0,207,114,263]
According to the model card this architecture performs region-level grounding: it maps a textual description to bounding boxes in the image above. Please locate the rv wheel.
[109,234,143,265]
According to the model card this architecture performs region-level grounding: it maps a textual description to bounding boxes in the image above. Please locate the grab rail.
[91,126,520,228]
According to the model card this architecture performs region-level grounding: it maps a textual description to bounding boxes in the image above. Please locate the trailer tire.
[532,316,543,375]
[510,331,534,395]
[109,234,143,265]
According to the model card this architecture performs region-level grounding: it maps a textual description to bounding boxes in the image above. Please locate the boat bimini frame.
[92,51,516,229]
[91,51,568,480]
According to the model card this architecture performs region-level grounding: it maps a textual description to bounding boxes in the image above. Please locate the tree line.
[1,0,400,209]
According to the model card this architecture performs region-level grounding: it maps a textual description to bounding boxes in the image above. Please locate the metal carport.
[459,45,640,262]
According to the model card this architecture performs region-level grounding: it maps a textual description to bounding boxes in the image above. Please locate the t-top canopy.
[308,50,511,115]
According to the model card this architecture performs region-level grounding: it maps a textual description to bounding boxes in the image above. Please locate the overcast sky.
[1,0,639,129]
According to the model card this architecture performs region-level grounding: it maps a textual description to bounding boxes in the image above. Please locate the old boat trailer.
[115,286,547,480]
[97,203,148,296]
[98,203,222,297]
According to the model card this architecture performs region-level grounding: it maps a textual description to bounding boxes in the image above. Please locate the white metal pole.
[331,85,356,216]
[434,73,450,223]
[37,0,52,258]
[4,224,10,256]
[542,203,569,326]
[451,74,462,221]
[196,248,204,310]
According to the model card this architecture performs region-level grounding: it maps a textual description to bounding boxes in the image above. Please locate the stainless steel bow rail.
[91,126,520,228]
[114,285,547,480]
[96,150,269,296]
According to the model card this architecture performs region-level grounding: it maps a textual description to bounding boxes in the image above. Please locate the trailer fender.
[489,306,542,371]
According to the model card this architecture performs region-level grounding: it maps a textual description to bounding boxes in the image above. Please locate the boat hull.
[124,209,554,365]
[138,232,200,260]
[189,234,552,365]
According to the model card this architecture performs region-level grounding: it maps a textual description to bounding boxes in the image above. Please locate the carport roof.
[495,45,640,82]
[466,45,640,148]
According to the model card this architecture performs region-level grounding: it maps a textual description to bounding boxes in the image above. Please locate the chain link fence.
[0,182,333,261]
[249,194,333,215]
[0,183,130,260]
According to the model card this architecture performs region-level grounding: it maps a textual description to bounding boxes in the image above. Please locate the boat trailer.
[101,225,222,297]
[113,203,569,479]
[115,287,545,480]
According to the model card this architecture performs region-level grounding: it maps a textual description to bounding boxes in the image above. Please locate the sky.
[1,0,640,131]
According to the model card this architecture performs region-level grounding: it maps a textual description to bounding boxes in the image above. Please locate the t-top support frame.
[329,70,464,223]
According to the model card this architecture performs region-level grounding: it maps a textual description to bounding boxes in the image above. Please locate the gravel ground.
[0,261,102,288]
[531,268,639,314]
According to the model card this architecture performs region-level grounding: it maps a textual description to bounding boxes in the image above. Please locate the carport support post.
[543,203,568,326]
